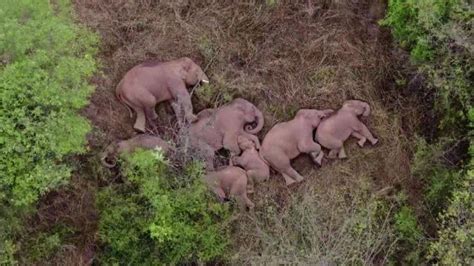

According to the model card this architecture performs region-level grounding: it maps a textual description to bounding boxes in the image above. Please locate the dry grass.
[69,0,422,263]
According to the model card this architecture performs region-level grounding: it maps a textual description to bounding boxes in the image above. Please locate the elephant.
[116,57,209,132]
[203,166,255,210]
[100,134,174,168]
[189,98,264,170]
[260,109,334,186]
[231,135,270,193]
[315,100,378,159]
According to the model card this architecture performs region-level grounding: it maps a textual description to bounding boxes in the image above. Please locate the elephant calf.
[260,109,333,186]
[189,98,264,170]
[101,134,174,167]
[204,166,255,210]
[116,57,209,132]
[231,135,269,193]
[315,100,378,159]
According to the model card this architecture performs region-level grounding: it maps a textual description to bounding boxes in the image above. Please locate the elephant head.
[295,109,334,127]
[231,98,264,134]
[342,100,371,117]
[179,57,209,86]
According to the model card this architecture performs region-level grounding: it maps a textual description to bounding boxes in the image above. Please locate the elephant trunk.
[362,102,371,117]
[100,154,116,168]
[245,108,264,134]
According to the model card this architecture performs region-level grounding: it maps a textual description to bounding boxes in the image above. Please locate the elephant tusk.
[201,79,209,83]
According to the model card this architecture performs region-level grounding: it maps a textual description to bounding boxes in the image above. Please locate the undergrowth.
[96,149,230,265]
[383,0,473,263]
[0,0,97,263]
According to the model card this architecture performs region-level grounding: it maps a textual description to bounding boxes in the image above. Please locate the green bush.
[383,0,473,264]
[427,116,473,265]
[0,0,97,262]
[382,0,473,130]
[97,149,230,265]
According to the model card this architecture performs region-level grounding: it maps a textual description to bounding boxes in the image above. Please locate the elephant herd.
[101,57,378,210]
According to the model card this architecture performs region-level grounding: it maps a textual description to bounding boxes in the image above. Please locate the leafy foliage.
[383,0,473,264]
[97,149,230,265]
[0,0,97,262]
[382,0,473,131]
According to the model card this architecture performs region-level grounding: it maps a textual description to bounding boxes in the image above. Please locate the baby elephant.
[100,134,174,168]
[315,100,378,159]
[260,109,334,186]
[231,135,270,193]
[204,166,255,210]
[116,57,209,132]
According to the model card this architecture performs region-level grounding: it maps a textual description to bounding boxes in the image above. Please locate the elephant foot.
[134,125,146,133]
[371,138,379,145]
[311,151,324,166]
[284,176,297,186]
[185,114,198,124]
[247,185,255,194]
[338,147,347,159]
[358,138,367,147]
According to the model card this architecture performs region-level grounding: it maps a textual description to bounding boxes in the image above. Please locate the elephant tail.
[244,108,264,134]
[115,80,134,118]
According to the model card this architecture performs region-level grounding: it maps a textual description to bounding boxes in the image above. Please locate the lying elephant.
[260,109,334,186]
[116,57,209,132]
[231,135,270,193]
[203,166,255,210]
[100,134,174,168]
[189,98,264,169]
[315,100,378,159]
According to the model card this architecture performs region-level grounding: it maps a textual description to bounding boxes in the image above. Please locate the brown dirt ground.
[33,0,429,264]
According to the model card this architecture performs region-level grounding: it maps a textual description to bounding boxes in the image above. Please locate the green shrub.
[0,0,97,262]
[19,225,75,263]
[427,116,473,265]
[383,1,473,263]
[382,0,473,130]
[97,149,230,265]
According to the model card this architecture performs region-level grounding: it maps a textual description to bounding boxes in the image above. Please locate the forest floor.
[34,0,430,263]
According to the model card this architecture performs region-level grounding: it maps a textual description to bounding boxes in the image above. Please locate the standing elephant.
[100,134,174,168]
[204,166,255,210]
[116,57,209,132]
[231,135,270,193]
[260,109,333,186]
[315,100,378,159]
[189,98,264,169]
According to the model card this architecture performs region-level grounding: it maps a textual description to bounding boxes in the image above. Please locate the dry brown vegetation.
[52,0,424,263]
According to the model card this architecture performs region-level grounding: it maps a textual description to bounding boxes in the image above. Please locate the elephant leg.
[231,177,254,210]
[171,101,184,126]
[355,122,378,145]
[283,166,305,184]
[144,107,158,132]
[310,150,324,165]
[298,139,322,165]
[281,173,296,186]
[223,133,241,156]
[246,170,257,194]
[351,131,367,147]
[145,106,158,120]
[338,146,347,159]
[202,145,215,171]
[213,187,226,202]
[176,92,197,124]
[133,107,146,132]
